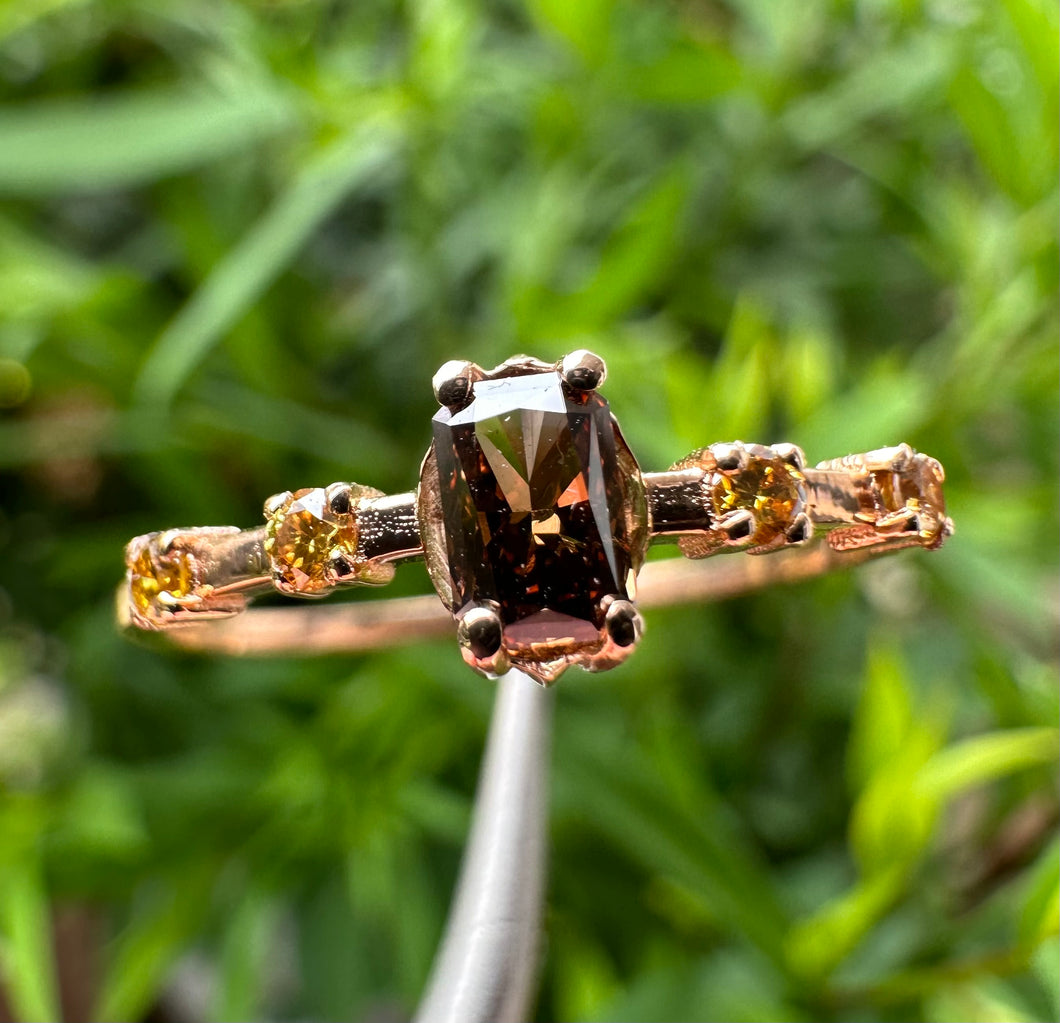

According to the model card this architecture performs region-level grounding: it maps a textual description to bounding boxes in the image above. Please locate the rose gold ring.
[118,351,953,684]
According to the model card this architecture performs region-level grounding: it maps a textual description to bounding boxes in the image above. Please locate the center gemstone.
[421,369,646,663]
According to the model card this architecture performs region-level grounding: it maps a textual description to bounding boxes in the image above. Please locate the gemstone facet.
[872,458,944,513]
[128,542,192,617]
[711,453,804,547]
[419,362,647,681]
[673,444,807,559]
[265,488,358,594]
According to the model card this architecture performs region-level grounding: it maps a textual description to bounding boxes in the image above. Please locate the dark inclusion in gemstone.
[421,368,647,672]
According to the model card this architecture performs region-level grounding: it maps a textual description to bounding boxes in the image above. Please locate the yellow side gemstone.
[871,457,945,517]
[711,456,802,545]
[128,544,192,615]
[266,488,358,593]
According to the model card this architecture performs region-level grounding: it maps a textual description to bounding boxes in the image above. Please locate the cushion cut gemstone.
[424,370,646,663]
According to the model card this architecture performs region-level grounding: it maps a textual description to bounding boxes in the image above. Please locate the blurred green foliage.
[0,0,1057,1020]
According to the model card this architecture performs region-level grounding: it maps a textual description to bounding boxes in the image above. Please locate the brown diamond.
[420,368,647,671]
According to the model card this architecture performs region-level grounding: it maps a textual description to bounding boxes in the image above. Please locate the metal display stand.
[414,669,555,1023]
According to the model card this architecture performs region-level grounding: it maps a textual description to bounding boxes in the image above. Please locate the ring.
[119,351,953,684]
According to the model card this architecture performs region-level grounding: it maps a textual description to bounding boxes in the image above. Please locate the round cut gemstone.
[711,454,804,546]
[422,369,647,665]
[265,488,357,593]
[128,544,192,616]
[872,458,945,518]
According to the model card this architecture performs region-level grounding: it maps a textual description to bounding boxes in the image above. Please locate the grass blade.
[0,86,294,196]
[134,119,401,407]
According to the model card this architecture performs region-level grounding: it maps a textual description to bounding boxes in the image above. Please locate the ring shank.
[129,546,876,657]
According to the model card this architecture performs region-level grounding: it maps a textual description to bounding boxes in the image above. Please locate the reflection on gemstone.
[504,609,602,652]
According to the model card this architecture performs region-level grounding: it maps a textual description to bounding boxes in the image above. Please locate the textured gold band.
[126,545,876,657]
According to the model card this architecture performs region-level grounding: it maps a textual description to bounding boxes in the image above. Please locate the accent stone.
[871,457,945,519]
[425,370,646,664]
[265,488,357,593]
[711,454,803,546]
[128,543,192,616]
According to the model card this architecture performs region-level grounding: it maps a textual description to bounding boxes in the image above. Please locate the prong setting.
[457,604,509,676]
[433,360,477,408]
[560,349,607,391]
[711,442,748,473]
[326,483,354,516]
[264,491,292,518]
[604,598,643,648]
[157,528,185,555]
[124,527,248,628]
[718,508,756,543]
[773,443,807,472]
[786,511,813,545]
[328,549,356,580]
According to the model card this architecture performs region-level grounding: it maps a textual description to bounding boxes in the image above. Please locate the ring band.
[119,351,953,684]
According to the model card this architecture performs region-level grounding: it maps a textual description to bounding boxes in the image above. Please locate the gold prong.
[560,349,607,391]
[325,482,354,516]
[772,443,807,472]
[604,598,642,648]
[328,548,357,581]
[432,360,478,408]
[264,491,292,518]
[717,508,755,543]
[711,442,748,473]
[786,512,813,545]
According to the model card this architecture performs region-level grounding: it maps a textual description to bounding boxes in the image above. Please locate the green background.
[0,0,1057,1020]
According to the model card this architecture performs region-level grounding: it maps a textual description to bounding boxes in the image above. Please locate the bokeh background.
[0,1,1057,1021]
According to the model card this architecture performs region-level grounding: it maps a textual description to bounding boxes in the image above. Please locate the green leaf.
[211,888,277,1023]
[0,218,98,324]
[54,766,149,861]
[526,0,614,65]
[134,118,402,407]
[1000,0,1060,107]
[795,364,931,460]
[1031,937,1060,1022]
[785,865,907,981]
[625,42,742,105]
[670,293,774,442]
[914,727,1059,802]
[777,324,838,427]
[0,0,86,41]
[847,641,915,793]
[0,858,60,1023]
[1019,842,1060,948]
[948,65,1037,205]
[849,722,942,875]
[554,716,790,966]
[926,978,1044,1023]
[94,867,214,1023]
[783,32,952,151]
[544,163,690,332]
[552,934,619,1022]
[0,86,295,196]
